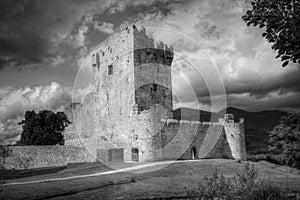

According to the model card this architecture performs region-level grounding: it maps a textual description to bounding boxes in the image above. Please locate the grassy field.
[1,159,300,200]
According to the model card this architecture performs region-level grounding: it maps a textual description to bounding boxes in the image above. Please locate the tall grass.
[198,163,295,200]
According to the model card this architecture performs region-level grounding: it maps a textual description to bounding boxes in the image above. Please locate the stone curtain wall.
[159,121,233,160]
[1,145,95,170]
[63,94,96,141]
[158,119,245,161]
[62,25,247,163]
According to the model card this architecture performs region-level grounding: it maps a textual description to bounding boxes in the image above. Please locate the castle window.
[131,130,135,134]
[134,135,138,140]
[108,64,113,75]
[153,84,157,92]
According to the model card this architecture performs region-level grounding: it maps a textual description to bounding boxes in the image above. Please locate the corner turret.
[223,114,247,160]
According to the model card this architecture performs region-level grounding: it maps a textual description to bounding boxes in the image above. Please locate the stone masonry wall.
[91,25,136,158]
[1,145,95,170]
[159,120,233,160]
[224,119,247,160]
[133,26,174,113]
[63,25,246,163]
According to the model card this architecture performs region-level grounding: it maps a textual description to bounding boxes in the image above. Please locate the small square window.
[153,84,157,92]
[108,64,113,75]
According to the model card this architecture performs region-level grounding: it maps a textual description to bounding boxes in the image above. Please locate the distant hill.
[172,107,288,154]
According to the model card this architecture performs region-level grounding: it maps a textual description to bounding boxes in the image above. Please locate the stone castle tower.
[90,25,176,162]
[65,25,247,163]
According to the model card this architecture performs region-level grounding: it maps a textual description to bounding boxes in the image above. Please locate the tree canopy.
[18,110,71,145]
[269,112,300,169]
[242,0,300,67]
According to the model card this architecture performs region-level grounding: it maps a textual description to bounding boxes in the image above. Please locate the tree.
[269,112,300,169]
[242,0,300,67]
[18,110,71,145]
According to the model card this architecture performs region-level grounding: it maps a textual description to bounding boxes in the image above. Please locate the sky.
[0,0,300,144]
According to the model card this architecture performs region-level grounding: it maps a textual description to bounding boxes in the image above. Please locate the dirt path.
[1,160,199,187]
[1,159,299,200]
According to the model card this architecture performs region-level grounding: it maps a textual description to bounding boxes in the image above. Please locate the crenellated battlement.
[66,25,247,163]
[132,25,174,67]
[162,115,244,128]
[134,47,174,67]
[132,25,173,50]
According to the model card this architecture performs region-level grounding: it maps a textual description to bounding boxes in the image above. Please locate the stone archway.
[191,146,197,160]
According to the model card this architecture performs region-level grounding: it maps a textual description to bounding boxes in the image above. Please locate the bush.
[247,153,284,165]
[199,163,293,200]
[269,113,300,169]
[243,182,289,200]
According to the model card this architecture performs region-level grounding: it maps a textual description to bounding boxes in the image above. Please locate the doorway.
[191,146,197,160]
[108,148,124,162]
[132,147,139,162]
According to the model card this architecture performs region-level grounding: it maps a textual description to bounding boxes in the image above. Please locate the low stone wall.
[0,145,96,170]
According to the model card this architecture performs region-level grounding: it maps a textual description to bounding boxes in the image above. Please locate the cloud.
[0,82,92,144]
[1,0,299,124]
[0,119,22,145]
[129,0,300,111]
[0,0,112,70]
[0,0,174,70]
[226,91,300,112]
[94,22,115,34]
[0,82,71,121]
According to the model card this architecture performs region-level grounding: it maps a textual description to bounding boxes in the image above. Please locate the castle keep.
[64,25,247,163]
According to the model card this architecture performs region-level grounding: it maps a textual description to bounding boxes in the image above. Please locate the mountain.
[172,107,288,155]
[172,107,217,122]
[221,107,287,131]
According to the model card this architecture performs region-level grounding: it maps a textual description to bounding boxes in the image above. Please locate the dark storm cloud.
[0,0,52,69]
[225,64,300,98]
[0,0,99,70]
[0,27,55,69]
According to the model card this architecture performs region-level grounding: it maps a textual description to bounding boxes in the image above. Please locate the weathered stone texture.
[224,122,247,160]
[1,146,95,170]
[64,25,247,163]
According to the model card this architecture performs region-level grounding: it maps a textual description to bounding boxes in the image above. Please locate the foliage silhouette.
[269,112,300,169]
[200,163,292,199]
[19,110,71,145]
[242,0,300,67]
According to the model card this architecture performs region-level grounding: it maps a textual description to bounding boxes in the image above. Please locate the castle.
[64,25,247,163]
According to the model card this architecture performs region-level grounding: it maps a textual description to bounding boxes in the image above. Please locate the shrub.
[269,113,300,169]
[247,153,284,165]
[199,163,293,200]
[242,182,289,200]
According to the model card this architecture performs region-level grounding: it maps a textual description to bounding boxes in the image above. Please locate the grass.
[1,159,300,200]
[198,163,297,199]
